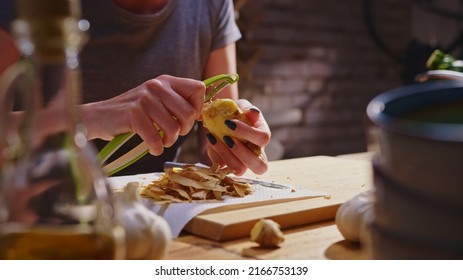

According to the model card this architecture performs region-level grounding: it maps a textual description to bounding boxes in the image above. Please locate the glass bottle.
[0,0,125,259]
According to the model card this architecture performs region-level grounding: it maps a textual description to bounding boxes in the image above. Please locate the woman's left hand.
[205,99,271,176]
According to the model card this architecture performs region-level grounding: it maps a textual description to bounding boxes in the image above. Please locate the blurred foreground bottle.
[0,0,125,259]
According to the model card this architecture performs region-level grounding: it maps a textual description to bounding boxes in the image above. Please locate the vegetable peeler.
[98,73,239,176]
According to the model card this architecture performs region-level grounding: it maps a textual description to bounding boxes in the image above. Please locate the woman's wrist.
[80,102,102,140]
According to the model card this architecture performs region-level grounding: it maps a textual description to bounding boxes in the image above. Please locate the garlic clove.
[250,219,285,247]
[335,190,374,243]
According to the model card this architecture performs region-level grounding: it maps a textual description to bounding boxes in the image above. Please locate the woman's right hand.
[82,75,205,155]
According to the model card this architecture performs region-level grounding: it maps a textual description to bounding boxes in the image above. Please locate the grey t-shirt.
[79,0,241,103]
[1,0,241,174]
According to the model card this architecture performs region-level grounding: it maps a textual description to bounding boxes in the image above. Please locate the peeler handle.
[99,73,239,176]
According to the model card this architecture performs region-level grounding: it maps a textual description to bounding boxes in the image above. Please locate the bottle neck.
[11,15,88,145]
[37,62,80,136]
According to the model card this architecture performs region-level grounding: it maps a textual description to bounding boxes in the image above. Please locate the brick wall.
[235,0,413,159]
[179,0,414,162]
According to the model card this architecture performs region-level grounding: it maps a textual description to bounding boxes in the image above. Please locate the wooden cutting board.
[183,155,373,241]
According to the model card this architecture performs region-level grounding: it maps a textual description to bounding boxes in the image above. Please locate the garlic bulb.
[116,182,172,259]
[250,219,285,247]
[335,190,374,243]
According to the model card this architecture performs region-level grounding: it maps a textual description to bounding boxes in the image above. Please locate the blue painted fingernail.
[249,107,260,113]
[206,133,217,145]
[223,136,235,148]
[224,119,237,130]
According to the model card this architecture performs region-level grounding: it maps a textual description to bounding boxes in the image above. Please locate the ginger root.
[250,219,285,247]
[202,98,261,155]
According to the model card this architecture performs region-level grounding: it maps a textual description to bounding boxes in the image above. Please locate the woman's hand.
[83,75,205,156]
[205,99,271,176]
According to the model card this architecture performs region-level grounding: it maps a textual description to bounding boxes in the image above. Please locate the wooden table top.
[165,152,375,260]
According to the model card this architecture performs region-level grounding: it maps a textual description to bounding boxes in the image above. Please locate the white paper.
[108,172,328,238]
